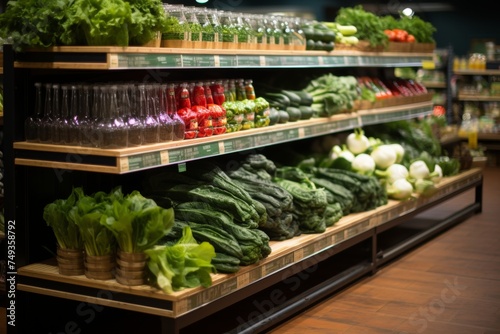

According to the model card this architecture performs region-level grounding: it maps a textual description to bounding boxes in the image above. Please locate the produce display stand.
[16,168,483,333]
[2,45,483,333]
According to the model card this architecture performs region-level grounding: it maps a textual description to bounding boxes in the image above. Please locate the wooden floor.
[269,165,500,334]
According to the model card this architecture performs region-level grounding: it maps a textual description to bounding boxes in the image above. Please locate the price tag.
[108,54,119,68]
[421,60,435,69]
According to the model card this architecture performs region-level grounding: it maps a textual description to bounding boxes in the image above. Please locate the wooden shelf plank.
[454,69,500,76]
[13,46,434,70]
[13,101,433,174]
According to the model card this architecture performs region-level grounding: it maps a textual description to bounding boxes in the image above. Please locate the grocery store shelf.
[422,81,446,88]
[13,46,434,70]
[16,167,483,332]
[457,94,500,102]
[13,101,432,173]
[454,69,500,76]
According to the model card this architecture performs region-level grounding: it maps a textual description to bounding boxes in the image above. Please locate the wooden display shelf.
[13,101,433,174]
[457,94,500,102]
[421,81,446,88]
[12,46,434,70]
[17,168,482,321]
[454,69,500,76]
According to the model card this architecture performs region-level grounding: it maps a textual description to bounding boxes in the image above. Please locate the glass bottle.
[67,84,81,146]
[126,84,144,147]
[99,85,128,149]
[244,79,256,100]
[89,85,103,147]
[141,84,160,144]
[158,84,174,143]
[25,82,43,142]
[166,83,185,141]
[236,78,246,101]
[57,84,71,145]
[78,85,93,147]
[49,84,61,144]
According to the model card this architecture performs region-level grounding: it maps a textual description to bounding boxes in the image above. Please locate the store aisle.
[269,166,500,334]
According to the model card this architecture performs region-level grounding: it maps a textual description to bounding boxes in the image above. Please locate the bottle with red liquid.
[176,82,198,139]
[210,80,225,106]
[204,81,214,105]
[191,82,213,137]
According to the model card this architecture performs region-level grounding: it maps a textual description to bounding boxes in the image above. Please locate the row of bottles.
[162,4,306,51]
[25,83,186,149]
[24,79,260,147]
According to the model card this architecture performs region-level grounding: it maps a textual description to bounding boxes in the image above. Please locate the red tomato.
[406,34,416,43]
[384,29,396,41]
[393,29,409,42]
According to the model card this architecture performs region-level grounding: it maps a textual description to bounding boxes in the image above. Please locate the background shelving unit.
[2,45,484,334]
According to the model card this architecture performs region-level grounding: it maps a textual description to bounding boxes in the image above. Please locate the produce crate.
[386,42,412,53]
[353,40,385,52]
[411,42,436,53]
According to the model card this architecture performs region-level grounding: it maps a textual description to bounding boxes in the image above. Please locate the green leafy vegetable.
[335,5,388,48]
[145,226,215,294]
[43,187,83,250]
[69,188,116,256]
[101,189,174,254]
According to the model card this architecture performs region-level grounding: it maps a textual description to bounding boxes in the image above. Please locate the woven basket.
[386,42,412,53]
[411,43,436,53]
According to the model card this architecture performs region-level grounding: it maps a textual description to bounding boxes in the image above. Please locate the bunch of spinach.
[145,226,215,294]
[334,5,388,48]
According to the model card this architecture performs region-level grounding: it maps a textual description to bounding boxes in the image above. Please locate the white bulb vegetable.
[409,160,430,180]
[389,143,405,163]
[351,153,376,175]
[387,178,414,200]
[370,144,397,170]
[346,128,370,154]
[385,163,409,184]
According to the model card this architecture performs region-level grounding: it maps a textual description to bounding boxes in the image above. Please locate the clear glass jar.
[195,8,215,49]
[185,6,202,48]
[161,4,190,48]
[219,10,237,49]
